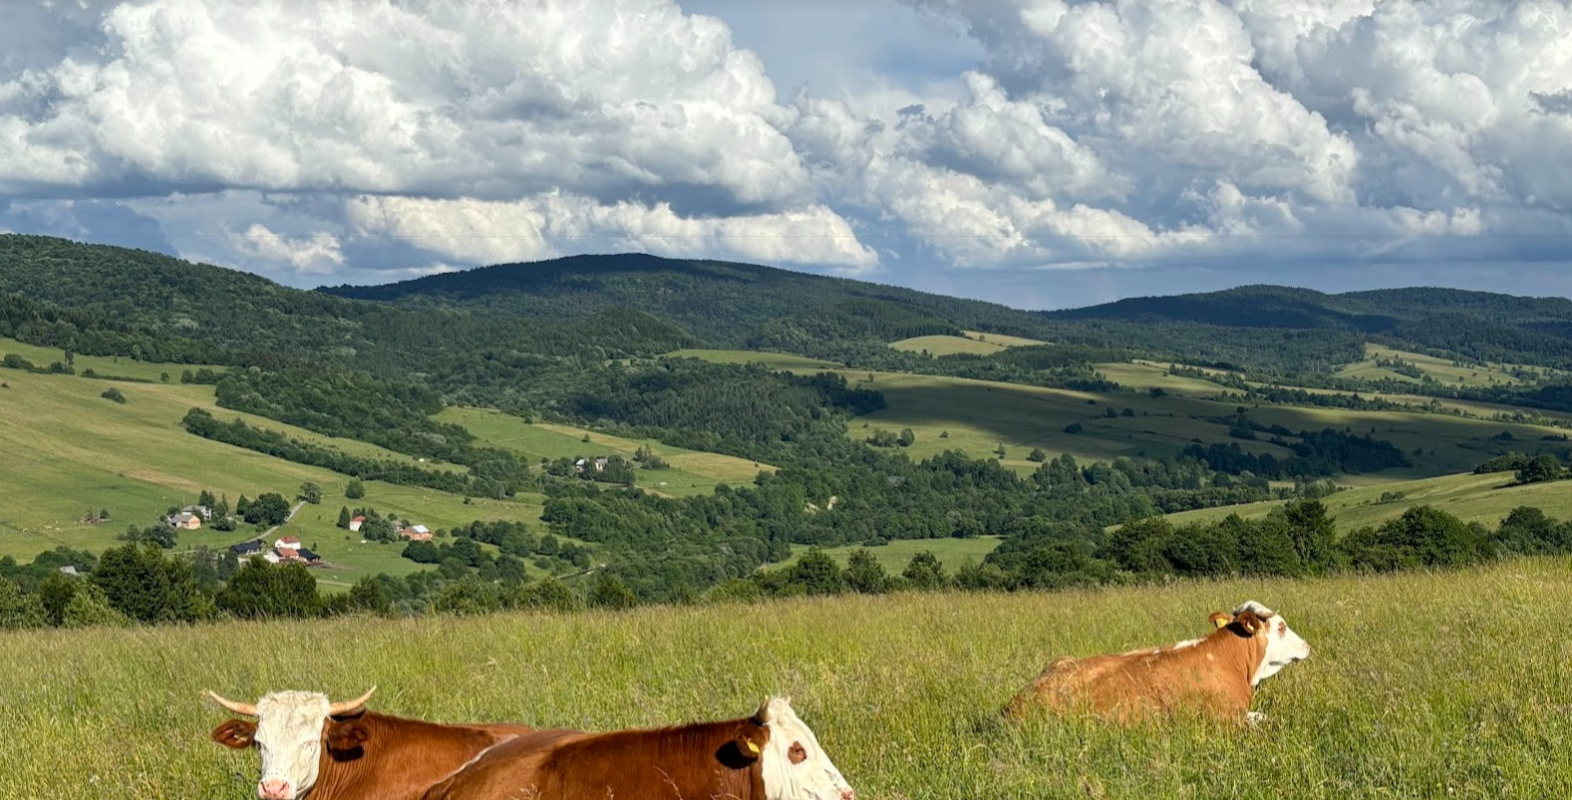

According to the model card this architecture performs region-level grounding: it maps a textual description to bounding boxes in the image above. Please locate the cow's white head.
[743,696,855,800]
[1212,601,1311,685]
[209,687,376,800]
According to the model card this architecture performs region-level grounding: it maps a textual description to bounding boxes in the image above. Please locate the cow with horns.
[208,687,534,800]
[1002,601,1313,724]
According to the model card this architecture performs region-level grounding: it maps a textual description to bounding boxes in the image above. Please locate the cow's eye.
[788,743,807,765]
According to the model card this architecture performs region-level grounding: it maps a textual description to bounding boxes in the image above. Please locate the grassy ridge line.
[1162,469,1572,531]
[3,559,1569,799]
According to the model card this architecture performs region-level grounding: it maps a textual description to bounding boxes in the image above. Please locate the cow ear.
[325,720,370,753]
[1230,611,1266,636]
[1209,611,1232,630]
[212,719,257,749]
[732,726,771,763]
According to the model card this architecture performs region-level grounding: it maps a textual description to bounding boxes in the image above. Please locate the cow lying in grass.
[209,687,533,800]
[421,695,855,800]
[1002,601,1312,725]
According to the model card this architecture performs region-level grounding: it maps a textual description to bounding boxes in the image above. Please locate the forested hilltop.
[4,233,1572,625]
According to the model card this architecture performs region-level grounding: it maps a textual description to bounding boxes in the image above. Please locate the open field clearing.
[671,349,1566,477]
[890,334,1009,356]
[1163,469,1572,530]
[0,369,545,584]
[1093,360,1236,394]
[3,559,1569,799]
[0,336,226,382]
[1334,344,1556,387]
[666,348,845,371]
[437,407,773,496]
[778,536,1004,572]
[962,330,1047,347]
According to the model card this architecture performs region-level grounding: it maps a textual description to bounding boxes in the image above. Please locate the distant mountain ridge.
[7,233,1572,373]
[319,252,1059,346]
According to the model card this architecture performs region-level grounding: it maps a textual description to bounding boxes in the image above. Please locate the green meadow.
[0,366,546,586]
[1334,343,1556,387]
[778,536,1005,572]
[437,406,773,496]
[3,559,1569,799]
[666,348,846,370]
[676,350,1565,478]
[1163,468,1572,532]
[890,334,1009,356]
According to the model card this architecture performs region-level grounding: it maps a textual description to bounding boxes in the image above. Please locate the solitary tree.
[344,479,366,500]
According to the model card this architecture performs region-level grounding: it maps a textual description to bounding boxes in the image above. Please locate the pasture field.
[890,334,1008,356]
[778,536,1004,572]
[672,349,1567,477]
[4,559,1570,799]
[0,336,225,383]
[961,330,1046,347]
[437,407,773,496]
[1163,469,1572,532]
[1334,343,1554,387]
[666,348,845,371]
[1092,360,1235,394]
[0,368,546,585]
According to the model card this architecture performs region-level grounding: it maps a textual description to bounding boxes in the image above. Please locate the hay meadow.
[3,559,1569,800]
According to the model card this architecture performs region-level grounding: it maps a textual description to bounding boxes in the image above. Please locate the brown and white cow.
[1002,601,1312,724]
[421,696,855,800]
[208,687,533,800]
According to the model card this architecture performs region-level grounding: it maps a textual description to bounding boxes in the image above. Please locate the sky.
[2,0,1570,310]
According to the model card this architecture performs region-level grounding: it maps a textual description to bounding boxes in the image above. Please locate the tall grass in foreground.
[2,560,1570,799]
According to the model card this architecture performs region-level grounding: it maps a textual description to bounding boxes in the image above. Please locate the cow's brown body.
[421,717,770,800]
[1003,619,1270,723]
[213,709,533,800]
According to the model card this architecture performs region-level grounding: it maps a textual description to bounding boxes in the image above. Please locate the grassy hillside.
[779,537,1004,573]
[0,364,546,586]
[5,559,1569,799]
[1334,343,1551,387]
[673,349,1566,477]
[436,407,773,496]
[890,334,1008,356]
[1163,469,1572,531]
[890,331,1048,356]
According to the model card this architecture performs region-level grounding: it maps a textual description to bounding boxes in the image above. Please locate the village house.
[574,456,611,475]
[168,512,202,530]
[402,524,433,542]
[230,537,322,566]
[181,504,214,520]
[229,539,266,557]
[349,515,366,532]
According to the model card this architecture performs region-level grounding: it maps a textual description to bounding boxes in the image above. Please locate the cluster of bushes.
[1182,426,1411,478]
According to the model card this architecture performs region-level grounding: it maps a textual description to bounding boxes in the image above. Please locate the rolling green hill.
[320,252,1059,347]
[1047,284,1572,371]
[1162,469,1572,531]
[0,355,547,585]
[0,235,694,373]
[671,349,1570,478]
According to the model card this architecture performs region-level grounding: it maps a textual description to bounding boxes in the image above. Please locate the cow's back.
[1005,643,1252,722]
[423,729,585,800]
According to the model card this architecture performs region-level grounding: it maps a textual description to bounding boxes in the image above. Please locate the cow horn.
[328,686,377,716]
[208,691,258,717]
[754,696,773,724]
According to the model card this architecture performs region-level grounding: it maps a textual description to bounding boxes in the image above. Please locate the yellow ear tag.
[1214,616,1230,629]
[746,740,761,755]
